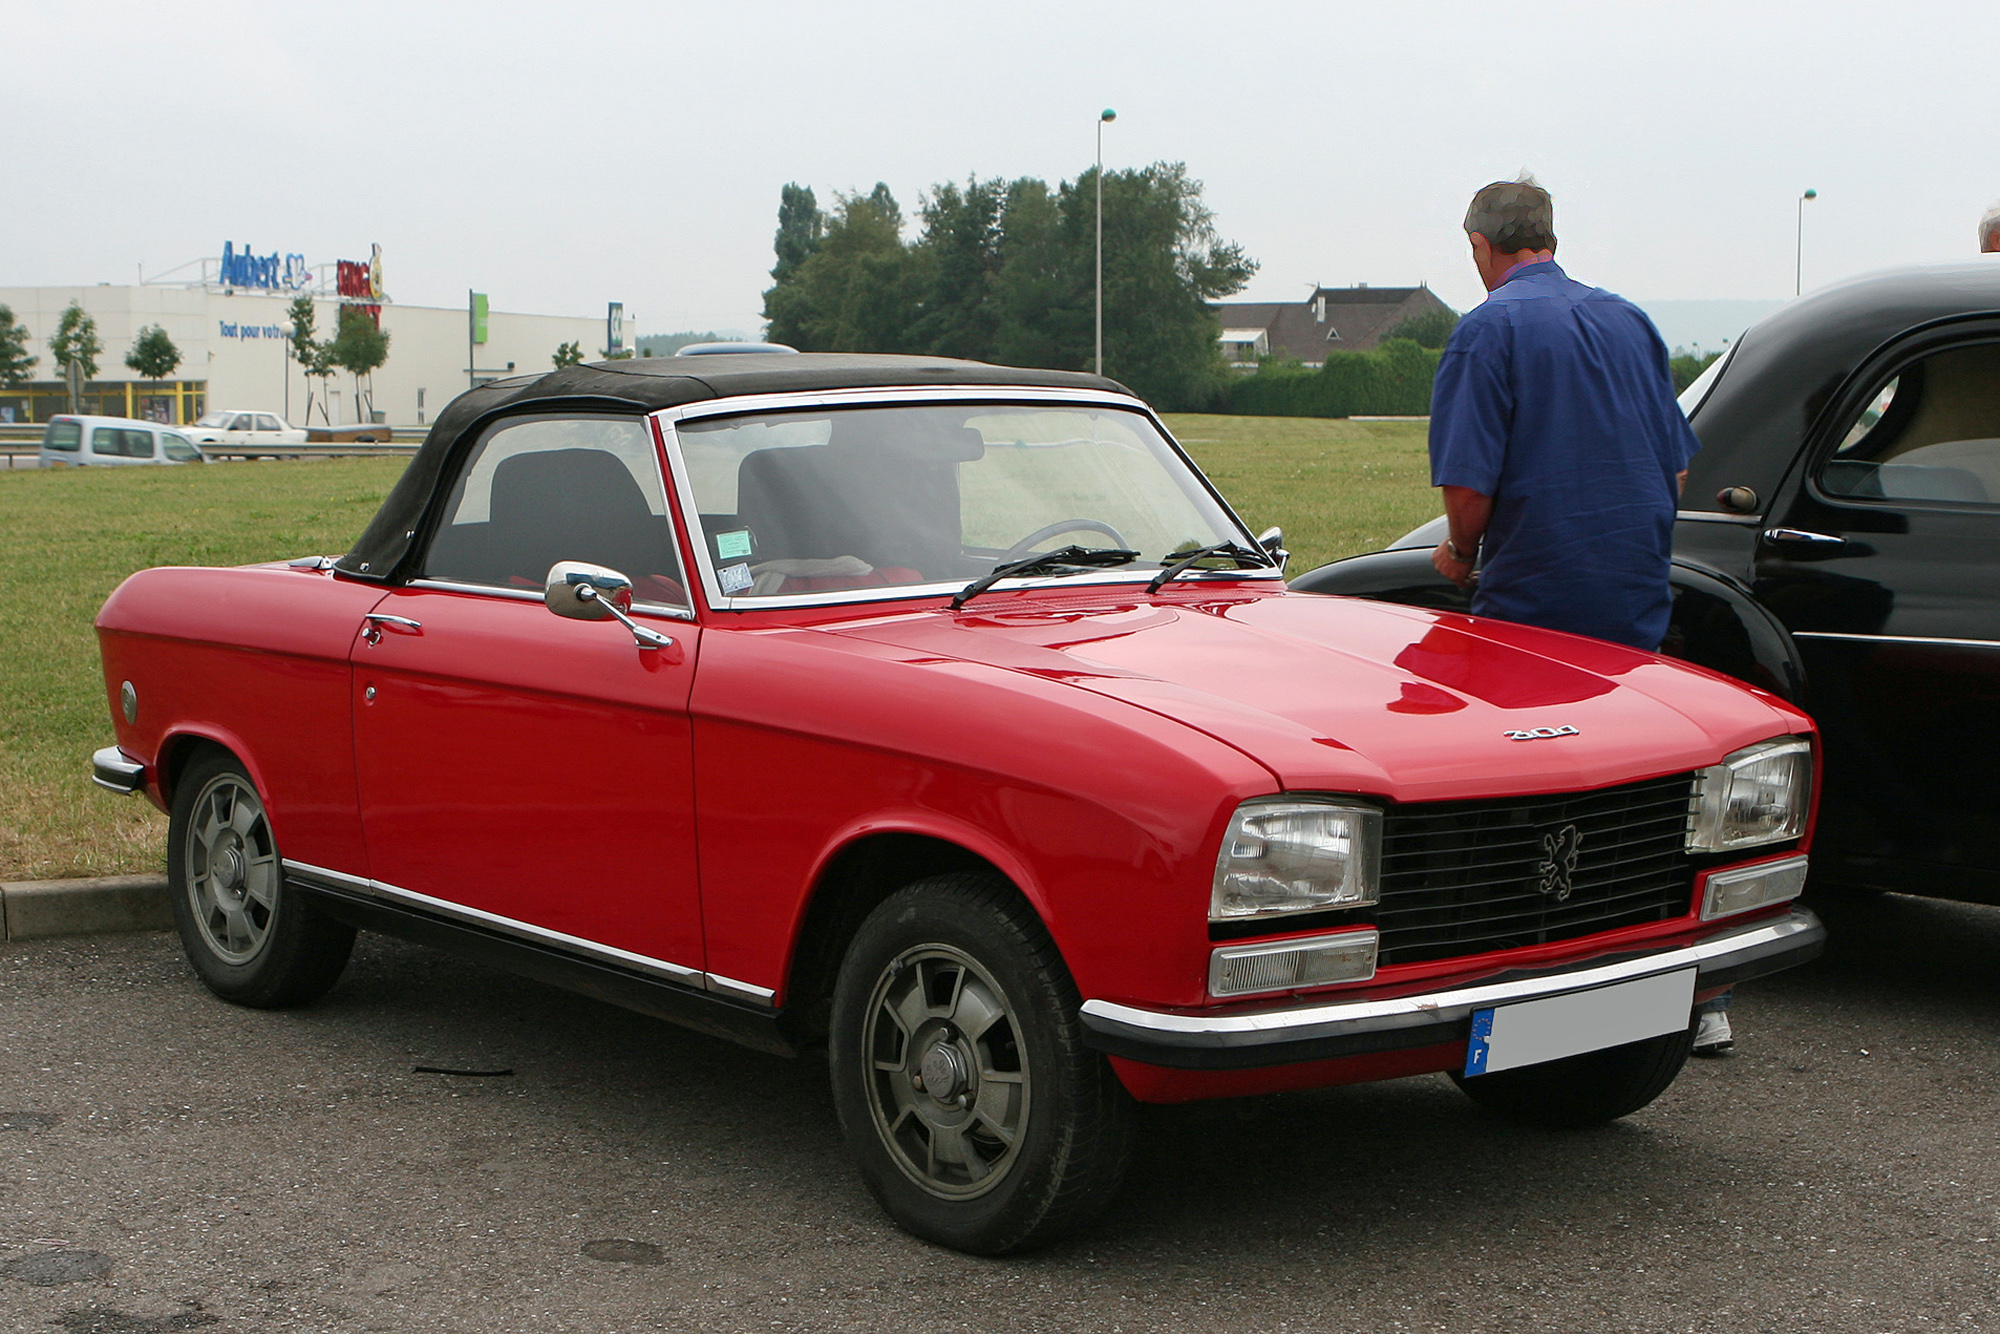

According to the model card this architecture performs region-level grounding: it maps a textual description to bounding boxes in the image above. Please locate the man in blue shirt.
[1428,177,1700,652]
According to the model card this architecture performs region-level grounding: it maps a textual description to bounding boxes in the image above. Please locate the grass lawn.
[0,416,1435,881]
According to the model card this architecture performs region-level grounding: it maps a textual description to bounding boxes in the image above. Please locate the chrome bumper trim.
[90,746,146,794]
[1079,909,1824,1070]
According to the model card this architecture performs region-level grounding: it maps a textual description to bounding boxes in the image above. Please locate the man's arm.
[1432,484,1493,589]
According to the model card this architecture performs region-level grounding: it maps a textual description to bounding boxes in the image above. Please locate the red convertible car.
[92,353,1824,1252]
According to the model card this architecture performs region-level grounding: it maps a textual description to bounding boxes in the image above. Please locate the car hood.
[829,587,1803,800]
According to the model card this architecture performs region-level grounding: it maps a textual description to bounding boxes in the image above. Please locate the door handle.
[1763,527,1849,548]
[362,612,423,645]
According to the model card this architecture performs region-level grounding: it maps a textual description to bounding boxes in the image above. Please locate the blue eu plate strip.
[1464,1008,1496,1077]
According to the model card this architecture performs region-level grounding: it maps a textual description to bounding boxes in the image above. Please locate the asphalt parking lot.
[4,891,1998,1334]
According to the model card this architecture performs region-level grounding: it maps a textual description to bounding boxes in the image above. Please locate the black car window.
[421,415,689,608]
[44,420,81,452]
[123,429,156,459]
[1820,342,2000,506]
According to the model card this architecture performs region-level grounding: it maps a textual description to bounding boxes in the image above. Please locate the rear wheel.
[1450,1025,1693,1129]
[829,873,1133,1254]
[168,749,355,1008]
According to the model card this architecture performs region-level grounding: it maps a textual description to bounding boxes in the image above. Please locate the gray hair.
[1464,175,1556,253]
[1982,202,2000,252]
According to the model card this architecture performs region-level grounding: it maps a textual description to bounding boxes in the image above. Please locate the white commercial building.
[1,246,620,429]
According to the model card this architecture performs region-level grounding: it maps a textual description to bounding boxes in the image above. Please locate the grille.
[1373,772,1696,966]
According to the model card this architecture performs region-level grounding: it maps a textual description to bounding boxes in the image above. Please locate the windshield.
[674,403,1248,598]
[161,433,202,462]
[194,411,234,428]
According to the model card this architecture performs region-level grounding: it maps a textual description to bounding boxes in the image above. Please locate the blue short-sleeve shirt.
[1428,260,1700,650]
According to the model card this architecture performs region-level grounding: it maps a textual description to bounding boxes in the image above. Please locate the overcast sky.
[7,0,1996,338]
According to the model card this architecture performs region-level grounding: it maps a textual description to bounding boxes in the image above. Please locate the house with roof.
[1212,284,1456,369]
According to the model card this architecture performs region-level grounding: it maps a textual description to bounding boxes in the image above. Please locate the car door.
[349,413,707,973]
[254,413,285,444]
[1754,325,2000,890]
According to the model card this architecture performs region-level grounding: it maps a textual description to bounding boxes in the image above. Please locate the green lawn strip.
[1161,413,1436,572]
[0,459,407,881]
[0,418,1438,881]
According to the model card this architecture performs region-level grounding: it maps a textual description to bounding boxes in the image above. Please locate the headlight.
[1211,800,1382,920]
[1688,737,1812,853]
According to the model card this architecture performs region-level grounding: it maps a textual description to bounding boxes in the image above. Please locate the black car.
[1296,260,2000,906]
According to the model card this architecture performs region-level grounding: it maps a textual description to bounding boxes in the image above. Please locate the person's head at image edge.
[1980,201,2000,254]
[1464,175,1557,291]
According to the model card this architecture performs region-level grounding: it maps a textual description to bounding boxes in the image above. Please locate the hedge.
[1224,338,1443,418]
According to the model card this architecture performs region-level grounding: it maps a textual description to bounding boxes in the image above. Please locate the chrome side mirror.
[1256,526,1291,573]
[545,561,674,649]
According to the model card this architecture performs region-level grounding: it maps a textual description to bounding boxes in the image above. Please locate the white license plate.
[1463,968,1696,1077]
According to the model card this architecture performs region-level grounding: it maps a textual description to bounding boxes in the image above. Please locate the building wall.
[0,286,608,426]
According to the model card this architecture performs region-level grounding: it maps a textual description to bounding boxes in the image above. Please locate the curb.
[0,874,173,941]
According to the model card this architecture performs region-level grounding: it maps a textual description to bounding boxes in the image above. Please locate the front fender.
[1289,551,1806,703]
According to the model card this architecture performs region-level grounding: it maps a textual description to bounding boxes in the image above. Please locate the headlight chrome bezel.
[1688,736,1813,854]
[1210,798,1383,923]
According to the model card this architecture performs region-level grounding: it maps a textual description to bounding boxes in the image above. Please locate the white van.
[38,416,207,468]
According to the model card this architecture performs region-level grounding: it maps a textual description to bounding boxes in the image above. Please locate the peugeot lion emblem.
[1537,824,1583,901]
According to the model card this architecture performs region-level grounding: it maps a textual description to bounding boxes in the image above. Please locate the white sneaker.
[1692,1010,1735,1057]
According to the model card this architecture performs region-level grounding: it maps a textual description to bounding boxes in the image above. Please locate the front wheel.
[1449,1025,1693,1129]
[168,749,355,1008]
[828,874,1133,1254]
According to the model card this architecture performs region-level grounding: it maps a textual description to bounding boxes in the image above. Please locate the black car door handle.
[1764,527,1850,548]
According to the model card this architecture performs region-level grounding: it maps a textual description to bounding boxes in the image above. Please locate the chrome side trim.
[1676,510,1761,525]
[403,578,698,622]
[706,974,778,1004]
[1081,912,1821,1050]
[1793,630,2000,650]
[282,859,712,991]
[90,746,146,794]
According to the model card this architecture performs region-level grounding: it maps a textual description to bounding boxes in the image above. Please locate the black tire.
[1449,1024,1694,1129]
[828,873,1134,1254]
[167,748,355,1008]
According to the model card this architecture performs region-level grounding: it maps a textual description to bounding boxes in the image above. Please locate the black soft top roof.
[336,353,1133,583]
[1685,260,2000,507]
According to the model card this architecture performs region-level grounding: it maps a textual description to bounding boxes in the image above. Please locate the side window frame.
[1804,319,2000,515]
[410,411,694,618]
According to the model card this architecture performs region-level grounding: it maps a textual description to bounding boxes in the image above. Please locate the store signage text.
[219,242,311,292]
[218,322,288,340]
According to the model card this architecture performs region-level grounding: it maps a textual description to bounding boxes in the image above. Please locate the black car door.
[1755,323,2000,896]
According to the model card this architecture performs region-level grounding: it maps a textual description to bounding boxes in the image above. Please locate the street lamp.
[1796,188,1818,296]
[1096,108,1116,376]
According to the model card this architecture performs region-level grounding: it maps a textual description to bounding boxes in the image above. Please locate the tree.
[771,183,824,284]
[553,340,584,368]
[0,305,36,389]
[49,303,102,411]
[1381,307,1460,349]
[124,325,181,382]
[763,183,925,353]
[328,306,391,421]
[759,162,1256,409]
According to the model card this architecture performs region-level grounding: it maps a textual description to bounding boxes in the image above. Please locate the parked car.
[1295,260,2000,908]
[92,353,1824,1253]
[183,409,308,448]
[39,415,205,467]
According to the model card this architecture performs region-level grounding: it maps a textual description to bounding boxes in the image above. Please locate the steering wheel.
[999,518,1131,562]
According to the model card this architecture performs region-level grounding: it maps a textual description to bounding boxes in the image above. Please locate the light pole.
[1095,107,1116,376]
[1795,188,1818,296]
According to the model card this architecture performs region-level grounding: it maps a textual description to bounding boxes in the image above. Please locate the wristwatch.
[1446,537,1474,563]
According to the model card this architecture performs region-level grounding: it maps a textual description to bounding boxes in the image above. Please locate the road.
[3,890,1998,1334]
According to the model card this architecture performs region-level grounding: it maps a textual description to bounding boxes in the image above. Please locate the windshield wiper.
[1145,541,1276,595]
[951,545,1141,610]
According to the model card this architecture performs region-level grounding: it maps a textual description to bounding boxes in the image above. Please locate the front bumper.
[1080,908,1824,1070]
[91,746,146,794]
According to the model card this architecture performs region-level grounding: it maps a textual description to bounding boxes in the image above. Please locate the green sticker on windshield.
[716,529,753,560]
